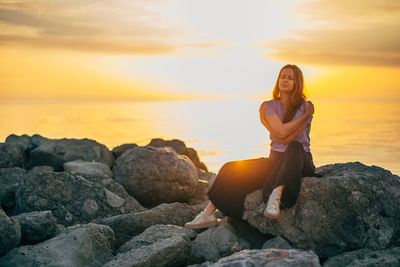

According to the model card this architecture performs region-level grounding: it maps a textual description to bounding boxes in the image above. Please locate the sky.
[0,0,399,101]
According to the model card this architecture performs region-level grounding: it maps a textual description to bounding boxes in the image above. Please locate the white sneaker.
[184,211,218,229]
[263,188,282,219]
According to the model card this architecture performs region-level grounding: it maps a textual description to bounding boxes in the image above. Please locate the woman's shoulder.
[261,99,279,108]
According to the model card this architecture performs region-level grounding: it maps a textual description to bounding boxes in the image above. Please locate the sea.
[1,98,399,176]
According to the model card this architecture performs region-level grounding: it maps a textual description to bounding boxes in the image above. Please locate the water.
[1,98,399,175]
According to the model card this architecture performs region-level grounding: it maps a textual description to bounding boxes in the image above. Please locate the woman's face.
[279,68,295,93]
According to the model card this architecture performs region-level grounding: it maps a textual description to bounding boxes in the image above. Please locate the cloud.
[0,0,221,54]
[262,0,400,67]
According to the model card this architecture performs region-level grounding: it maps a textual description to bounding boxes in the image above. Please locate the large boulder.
[72,172,146,213]
[0,167,27,213]
[25,134,114,170]
[117,224,196,254]
[15,171,136,226]
[323,247,400,267]
[0,223,114,266]
[104,230,191,267]
[113,146,199,207]
[0,143,27,169]
[95,202,202,248]
[63,160,113,177]
[12,210,58,245]
[147,138,208,172]
[0,209,21,256]
[111,143,138,159]
[191,249,321,267]
[244,162,400,259]
[191,219,271,264]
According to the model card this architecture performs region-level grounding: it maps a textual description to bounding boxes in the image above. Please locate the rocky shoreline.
[1,134,399,266]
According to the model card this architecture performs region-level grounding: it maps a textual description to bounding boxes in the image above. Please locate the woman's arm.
[259,100,313,139]
[260,110,307,144]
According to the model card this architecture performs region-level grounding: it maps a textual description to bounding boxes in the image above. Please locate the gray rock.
[104,233,191,267]
[0,209,21,256]
[191,221,241,264]
[69,172,146,213]
[0,223,114,266]
[64,159,113,177]
[193,248,321,267]
[0,142,26,169]
[29,165,54,174]
[26,134,114,170]
[117,224,196,254]
[262,236,292,249]
[244,162,400,259]
[95,202,202,248]
[113,146,199,207]
[15,171,134,226]
[323,247,400,267]
[0,167,27,212]
[147,138,208,172]
[111,143,138,159]
[12,210,58,245]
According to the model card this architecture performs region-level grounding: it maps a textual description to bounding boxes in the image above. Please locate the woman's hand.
[304,100,314,117]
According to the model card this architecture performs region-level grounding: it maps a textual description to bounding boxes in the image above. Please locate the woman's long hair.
[272,64,307,123]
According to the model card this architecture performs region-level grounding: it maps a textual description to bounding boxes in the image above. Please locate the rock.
[0,167,27,213]
[0,209,21,256]
[147,138,208,171]
[262,236,292,249]
[111,143,138,159]
[95,202,202,248]
[244,162,400,259]
[323,247,400,267]
[15,171,134,226]
[117,224,196,254]
[12,210,58,245]
[190,249,320,267]
[191,219,271,264]
[64,160,113,177]
[26,134,114,170]
[0,142,27,169]
[0,223,114,266]
[29,165,54,174]
[113,146,199,207]
[104,232,191,267]
[79,173,146,212]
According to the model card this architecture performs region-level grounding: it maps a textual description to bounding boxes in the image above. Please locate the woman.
[185,64,318,229]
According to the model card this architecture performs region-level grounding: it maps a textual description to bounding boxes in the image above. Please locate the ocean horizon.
[1,98,399,176]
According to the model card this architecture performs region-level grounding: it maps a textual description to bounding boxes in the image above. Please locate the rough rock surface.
[323,247,400,267]
[117,224,196,254]
[95,202,202,248]
[75,172,146,213]
[113,146,199,207]
[0,143,26,169]
[262,236,292,250]
[12,210,58,245]
[191,249,321,267]
[244,162,400,259]
[25,134,114,170]
[0,223,114,266]
[104,232,191,267]
[111,143,138,159]
[0,167,27,212]
[0,209,21,256]
[191,219,271,264]
[15,171,133,226]
[147,138,208,171]
[63,160,113,177]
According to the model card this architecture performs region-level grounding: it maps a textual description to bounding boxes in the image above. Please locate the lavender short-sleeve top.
[263,99,312,152]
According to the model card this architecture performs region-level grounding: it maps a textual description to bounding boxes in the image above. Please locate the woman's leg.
[262,141,307,219]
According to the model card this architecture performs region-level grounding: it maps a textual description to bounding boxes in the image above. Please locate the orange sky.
[0,0,399,101]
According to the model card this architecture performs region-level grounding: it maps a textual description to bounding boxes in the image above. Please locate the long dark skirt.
[207,140,318,219]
